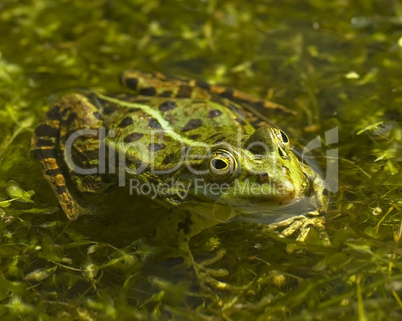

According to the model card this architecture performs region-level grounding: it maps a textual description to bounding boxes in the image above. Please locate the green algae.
[0,0,401,320]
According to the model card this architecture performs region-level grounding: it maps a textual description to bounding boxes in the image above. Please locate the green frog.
[32,70,329,286]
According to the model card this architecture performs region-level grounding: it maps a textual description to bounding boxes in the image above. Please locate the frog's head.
[182,126,315,219]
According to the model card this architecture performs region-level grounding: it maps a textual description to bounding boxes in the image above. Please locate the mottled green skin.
[32,70,328,242]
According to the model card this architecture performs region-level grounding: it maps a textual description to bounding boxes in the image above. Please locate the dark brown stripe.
[208,109,222,118]
[56,185,67,194]
[35,124,59,138]
[45,168,63,176]
[36,139,54,147]
[159,101,177,111]
[148,143,165,152]
[119,117,133,128]
[181,119,203,132]
[148,118,162,129]
[32,148,56,160]
[124,132,144,143]
[139,87,157,96]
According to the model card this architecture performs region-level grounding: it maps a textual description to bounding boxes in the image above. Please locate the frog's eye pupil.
[211,159,227,170]
[280,131,289,143]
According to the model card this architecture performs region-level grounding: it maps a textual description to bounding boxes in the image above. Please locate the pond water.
[0,0,401,320]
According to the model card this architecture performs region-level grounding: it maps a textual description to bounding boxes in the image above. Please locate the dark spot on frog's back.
[189,134,201,140]
[103,105,117,115]
[148,118,162,129]
[124,132,144,143]
[148,143,165,152]
[159,101,177,111]
[162,152,175,164]
[125,77,139,90]
[35,124,59,137]
[182,119,203,132]
[177,85,193,98]
[119,117,133,128]
[208,109,222,118]
[139,87,157,96]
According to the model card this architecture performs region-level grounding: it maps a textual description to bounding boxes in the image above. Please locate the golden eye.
[211,158,228,170]
[207,149,239,182]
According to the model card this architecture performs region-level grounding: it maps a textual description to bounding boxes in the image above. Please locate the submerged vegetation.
[0,0,401,320]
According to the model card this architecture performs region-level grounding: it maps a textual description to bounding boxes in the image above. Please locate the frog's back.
[31,70,298,220]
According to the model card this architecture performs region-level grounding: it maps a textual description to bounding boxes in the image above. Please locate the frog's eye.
[208,149,239,182]
[279,130,289,144]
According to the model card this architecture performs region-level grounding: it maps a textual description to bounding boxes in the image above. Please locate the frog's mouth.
[180,195,316,225]
[233,196,316,225]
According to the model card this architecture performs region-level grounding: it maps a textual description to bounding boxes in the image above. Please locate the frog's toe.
[278,217,305,238]
[267,214,330,245]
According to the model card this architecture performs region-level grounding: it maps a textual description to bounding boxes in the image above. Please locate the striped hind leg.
[119,70,295,118]
[31,93,104,220]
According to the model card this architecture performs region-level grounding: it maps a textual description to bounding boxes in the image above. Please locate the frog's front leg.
[266,212,329,245]
[266,172,330,245]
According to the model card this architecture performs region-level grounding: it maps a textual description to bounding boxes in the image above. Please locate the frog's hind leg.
[119,70,296,122]
[31,93,106,220]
